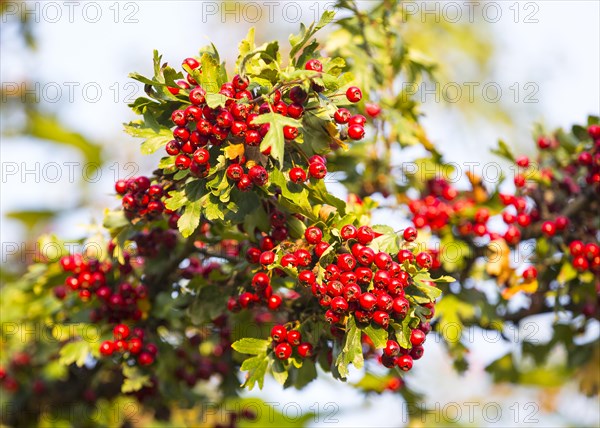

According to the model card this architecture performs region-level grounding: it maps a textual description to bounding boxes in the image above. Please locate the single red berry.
[346,86,362,103]
[396,354,413,371]
[356,246,375,266]
[226,164,244,182]
[251,272,270,289]
[297,343,313,358]
[348,124,365,140]
[129,338,143,354]
[305,226,323,244]
[175,154,191,170]
[356,226,374,245]
[289,167,307,183]
[271,325,287,343]
[504,225,522,245]
[537,136,551,149]
[403,227,418,242]
[274,342,292,360]
[183,57,200,69]
[410,329,426,346]
[237,174,254,191]
[314,241,330,258]
[365,103,381,117]
[334,108,351,124]
[569,240,585,256]
[259,251,275,266]
[516,155,530,168]
[305,59,323,72]
[340,224,358,240]
[281,254,298,268]
[392,297,409,318]
[189,87,206,105]
[283,125,298,140]
[541,221,556,237]
[384,340,400,357]
[585,243,600,259]
[233,74,249,90]
[573,256,589,272]
[248,165,269,186]
[415,252,433,269]
[397,249,414,263]
[374,252,393,270]
[267,295,282,310]
[308,162,327,179]
[372,311,390,328]
[99,341,115,356]
[522,266,537,281]
[298,270,316,286]
[113,324,130,340]
[588,124,600,139]
[349,115,366,127]
[138,352,154,366]
[287,103,304,119]
[514,174,526,187]
[287,330,302,346]
[359,292,377,310]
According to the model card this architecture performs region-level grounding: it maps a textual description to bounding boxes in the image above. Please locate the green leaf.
[250,113,301,166]
[269,169,313,218]
[241,355,269,390]
[123,121,172,155]
[236,28,256,69]
[557,260,578,284]
[271,358,289,385]
[59,341,90,367]
[206,92,229,108]
[491,139,516,162]
[197,52,223,93]
[363,324,388,349]
[177,181,206,238]
[334,316,364,380]
[232,338,270,355]
[289,10,336,60]
[121,366,152,393]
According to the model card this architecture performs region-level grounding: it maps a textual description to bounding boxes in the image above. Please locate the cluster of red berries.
[228,205,299,312]
[239,222,435,371]
[409,178,471,231]
[132,227,177,258]
[115,176,166,222]
[164,56,364,190]
[568,240,600,273]
[99,324,157,366]
[379,323,430,371]
[270,325,313,360]
[0,352,36,394]
[57,251,147,323]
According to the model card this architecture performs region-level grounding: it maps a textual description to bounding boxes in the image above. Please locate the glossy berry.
[416,252,433,269]
[348,124,365,140]
[359,292,377,310]
[274,343,292,360]
[297,343,313,358]
[365,103,381,117]
[340,224,358,240]
[271,325,287,343]
[305,226,323,244]
[573,256,589,272]
[138,352,154,366]
[308,162,327,179]
[267,295,282,310]
[259,251,275,266]
[334,108,351,124]
[226,164,244,181]
[248,165,269,186]
[522,266,537,281]
[113,324,130,340]
[99,341,115,356]
[410,329,426,346]
[384,340,400,357]
[396,354,413,371]
[287,330,302,346]
[289,86,308,104]
[372,311,390,328]
[403,227,418,242]
[289,167,307,183]
[541,221,556,237]
[175,154,191,170]
[346,86,362,103]
[356,226,374,245]
[283,125,299,140]
[305,59,323,72]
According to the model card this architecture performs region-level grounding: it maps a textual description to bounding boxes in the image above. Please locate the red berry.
[569,240,585,256]
[516,156,530,168]
[297,343,313,358]
[183,57,200,69]
[259,251,275,266]
[541,221,556,237]
[175,154,191,170]
[271,325,287,343]
[359,292,377,310]
[522,266,537,281]
[585,243,600,259]
[233,74,249,90]
[365,103,381,117]
[330,296,349,313]
[392,297,409,318]
[588,124,600,139]
[251,272,270,289]
[415,252,432,269]
[287,103,304,119]
[138,352,154,366]
[287,330,302,346]
[305,226,323,244]
[283,125,298,140]
[384,340,400,357]
[348,124,365,140]
[289,167,307,183]
[289,86,308,104]
[129,338,143,354]
[537,136,551,149]
[274,343,292,360]
[374,252,393,270]
[113,324,130,340]
[340,224,358,240]
[298,270,316,286]
[248,165,269,186]
[305,59,323,72]
[226,164,244,181]
[372,311,390,328]
[346,86,362,103]
[396,354,413,371]
[334,108,351,124]
[267,295,282,310]
[189,87,206,105]
[573,256,589,272]
[99,341,115,356]
[410,329,426,346]
[356,226,374,245]
[337,253,357,272]
[403,227,418,242]
[397,249,414,263]
[308,162,327,179]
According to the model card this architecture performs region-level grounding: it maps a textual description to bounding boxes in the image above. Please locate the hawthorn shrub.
[1,4,598,428]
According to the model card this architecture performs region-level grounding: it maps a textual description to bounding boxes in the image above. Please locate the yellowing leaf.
[224,143,245,160]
